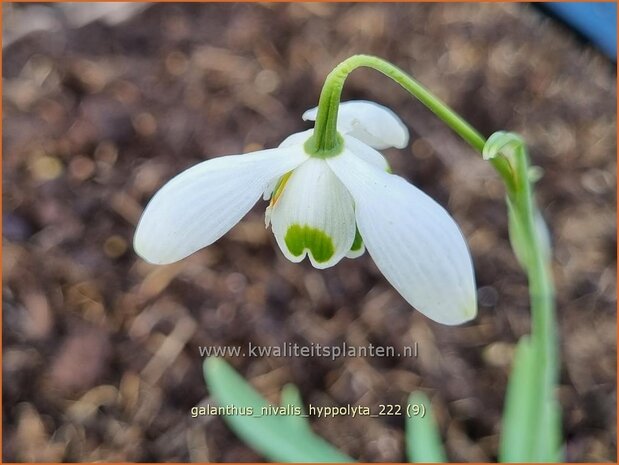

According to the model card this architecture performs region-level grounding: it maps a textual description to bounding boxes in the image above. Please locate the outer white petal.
[279,129,313,148]
[270,158,356,269]
[303,100,409,150]
[263,129,314,201]
[263,178,278,201]
[344,135,390,172]
[327,150,477,325]
[134,147,308,264]
[342,135,391,259]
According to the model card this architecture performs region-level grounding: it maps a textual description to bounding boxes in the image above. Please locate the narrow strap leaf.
[406,392,447,463]
[499,336,562,462]
[499,336,537,461]
[280,383,314,433]
[203,357,355,463]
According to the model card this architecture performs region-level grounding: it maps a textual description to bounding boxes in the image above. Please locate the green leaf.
[499,337,537,461]
[280,383,313,433]
[499,337,562,462]
[406,392,447,463]
[203,357,354,463]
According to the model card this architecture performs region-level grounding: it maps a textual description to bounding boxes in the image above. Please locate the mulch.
[3,3,616,462]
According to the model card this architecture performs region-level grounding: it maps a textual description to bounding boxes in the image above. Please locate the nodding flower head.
[134,100,477,325]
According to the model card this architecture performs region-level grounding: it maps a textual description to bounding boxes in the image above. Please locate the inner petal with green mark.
[346,226,365,259]
[351,228,363,251]
[269,157,356,269]
[269,171,293,207]
[284,224,335,263]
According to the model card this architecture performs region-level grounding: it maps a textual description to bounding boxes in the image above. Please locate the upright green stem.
[514,151,557,384]
[486,132,560,460]
[486,133,558,389]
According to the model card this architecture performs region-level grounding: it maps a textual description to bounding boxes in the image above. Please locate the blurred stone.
[104,235,128,259]
[48,324,111,393]
[29,154,63,181]
[3,213,34,241]
[69,155,96,181]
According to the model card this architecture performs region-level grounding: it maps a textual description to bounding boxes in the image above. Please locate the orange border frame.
[0,1,617,464]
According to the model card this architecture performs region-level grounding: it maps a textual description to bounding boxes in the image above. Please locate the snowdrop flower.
[134,100,477,325]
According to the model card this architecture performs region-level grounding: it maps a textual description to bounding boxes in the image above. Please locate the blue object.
[543,2,617,60]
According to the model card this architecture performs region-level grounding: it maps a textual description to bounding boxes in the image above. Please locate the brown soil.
[3,3,616,462]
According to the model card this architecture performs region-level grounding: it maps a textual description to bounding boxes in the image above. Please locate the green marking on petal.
[350,228,363,252]
[304,132,345,159]
[270,171,293,207]
[284,224,335,263]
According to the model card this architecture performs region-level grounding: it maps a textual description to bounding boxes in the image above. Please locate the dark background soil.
[2,2,616,462]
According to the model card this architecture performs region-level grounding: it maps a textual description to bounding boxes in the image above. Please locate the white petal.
[262,178,278,201]
[346,228,366,259]
[134,147,308,264]
[344,135,390,172]
[270,158,356,269]
[263,129,314,201]
[327,150,477,325]
[344,137,390,260]
[279,129,313,149]
[303,100,409,150]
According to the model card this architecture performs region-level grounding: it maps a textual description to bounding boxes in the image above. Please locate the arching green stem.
[305,54,510,182]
